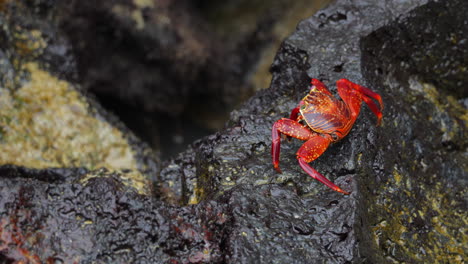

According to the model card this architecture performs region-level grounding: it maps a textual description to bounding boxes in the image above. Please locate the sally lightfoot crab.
[271,78,383,194]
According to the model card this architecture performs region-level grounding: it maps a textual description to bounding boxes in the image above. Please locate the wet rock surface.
[359,1,467,262]
[0,165,229,263]
[0,0,467,263]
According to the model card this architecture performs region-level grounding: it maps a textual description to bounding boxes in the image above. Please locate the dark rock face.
[359,1,467,262]
[0,0,466,263]
[0,166,229,263]
[362,0,468,98]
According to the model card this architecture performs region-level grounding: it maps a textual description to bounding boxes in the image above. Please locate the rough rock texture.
[0,0,467,263]
[0,166,229,263]
[359,1,467,262]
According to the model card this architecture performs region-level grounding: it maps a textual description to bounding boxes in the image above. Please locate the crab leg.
[337,79,383,108]
[272,118,314,173]
[352,82,383,111]
[289,107,301,121]
[310,78,333,96]
[272,120,349,194]
[336,79,383,125]
[296,135,350,194]
[361,95,383,126]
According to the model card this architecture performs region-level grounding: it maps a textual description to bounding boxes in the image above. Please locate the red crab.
[271,78,383,194]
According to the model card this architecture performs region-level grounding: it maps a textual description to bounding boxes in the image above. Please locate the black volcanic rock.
[0,166,229,263]
[0,0,466,263]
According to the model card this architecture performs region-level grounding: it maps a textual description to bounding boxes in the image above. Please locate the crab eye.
[300,105,306,110]
[331,133,339,141]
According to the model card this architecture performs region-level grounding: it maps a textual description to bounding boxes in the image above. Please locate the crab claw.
[310,78,333,96]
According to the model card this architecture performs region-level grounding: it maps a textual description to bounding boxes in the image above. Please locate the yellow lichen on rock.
[80,168,149,195]
[133,0,154,9]
[372,168,467,263]
[13,29,47,57]
[0,62,150,194]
